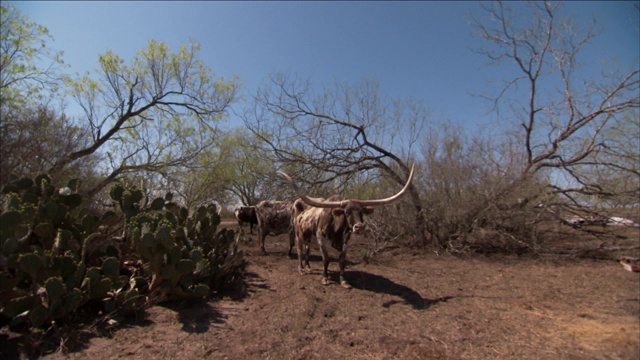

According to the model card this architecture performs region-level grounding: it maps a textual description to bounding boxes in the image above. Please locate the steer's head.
[279,164,415,236]
[331,200,373,235]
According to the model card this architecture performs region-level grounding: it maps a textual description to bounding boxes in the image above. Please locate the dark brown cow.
[279,165,415,288]
[254,200,296,256]
[234,206,257,234]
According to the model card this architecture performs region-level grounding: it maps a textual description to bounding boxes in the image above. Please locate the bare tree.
[589,111,640,209]
[244,74,428,241]
[0,105,101,188]
[473,1,639,225]
[418,121,558,252]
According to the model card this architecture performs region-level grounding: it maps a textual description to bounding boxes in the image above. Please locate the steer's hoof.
[321,277,331,286]
[340,281,352,289]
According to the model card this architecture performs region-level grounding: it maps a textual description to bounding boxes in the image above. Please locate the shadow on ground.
[160,301,227,334]
[0,310,155,358]
[348,270,454,310]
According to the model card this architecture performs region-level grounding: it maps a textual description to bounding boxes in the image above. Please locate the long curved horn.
[278,164,415,208]
[357,163,415,206]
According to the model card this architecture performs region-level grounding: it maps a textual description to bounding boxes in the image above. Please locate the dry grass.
[2,223,639,360]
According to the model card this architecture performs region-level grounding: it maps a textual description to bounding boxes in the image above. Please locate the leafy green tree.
[1,6,238,200]
[167,127,284,210]
[0,5,100,189]
[56,40,239,196]
[216,128,282,205]
[0,4,65,108]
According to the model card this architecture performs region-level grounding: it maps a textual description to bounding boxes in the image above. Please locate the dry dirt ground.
[3,224,640,360]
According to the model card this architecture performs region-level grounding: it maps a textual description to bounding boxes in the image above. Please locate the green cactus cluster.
[1,174,245,332]
[0,175,146,328]
[110,184,245,300]
[0,251,86,328]
[1,175,84,256]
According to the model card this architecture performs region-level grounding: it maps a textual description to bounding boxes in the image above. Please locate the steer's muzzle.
[353,223,366,235]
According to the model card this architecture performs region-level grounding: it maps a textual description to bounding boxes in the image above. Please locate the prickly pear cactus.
[111,185,244,301]
[0,175,142,328]
[1,173,245,336]
[119,189,209,300]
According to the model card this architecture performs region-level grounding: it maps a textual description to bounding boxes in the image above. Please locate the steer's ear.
[294,201,306,212]
[332,208,345,216]
[363,207,375,215]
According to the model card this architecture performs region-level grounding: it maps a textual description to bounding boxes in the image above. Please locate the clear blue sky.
[8,1,640,132]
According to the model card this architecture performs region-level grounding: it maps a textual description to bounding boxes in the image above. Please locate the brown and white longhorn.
[278,165,415,288]
[254,200,296,256]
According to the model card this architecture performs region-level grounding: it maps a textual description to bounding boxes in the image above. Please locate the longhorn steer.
[279,165,415,288]
[254,200,296,256]
[234,206,258,234]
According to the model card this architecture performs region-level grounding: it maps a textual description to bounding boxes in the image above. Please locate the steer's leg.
[258,227,267,255]
[321,256,331,286]
[288,230,295,258]
[296,233,306,275]
[317,235,331,285]
[304,242,311,271]
[338,246,352,289]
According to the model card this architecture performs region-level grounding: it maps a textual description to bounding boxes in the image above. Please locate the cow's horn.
[356,164,415,206]
[278,164,415,208]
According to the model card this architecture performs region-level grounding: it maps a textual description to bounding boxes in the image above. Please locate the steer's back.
[255,200,294,235]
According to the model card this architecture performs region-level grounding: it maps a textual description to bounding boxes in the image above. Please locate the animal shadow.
[163,301,227,334]
[348,270,453,310]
